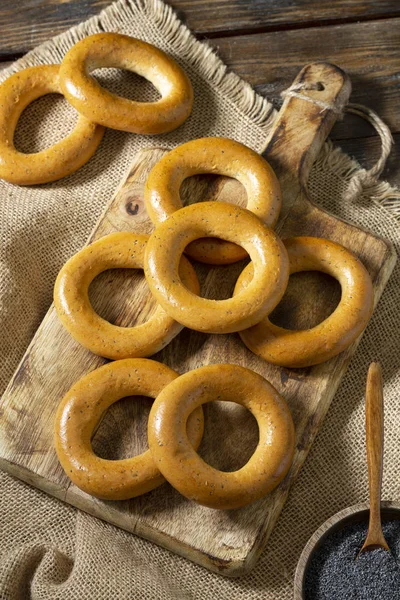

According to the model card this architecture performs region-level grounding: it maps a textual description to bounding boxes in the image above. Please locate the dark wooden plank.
[170,0,400,36]
[1,0,400,59]
[1,4,399,144]
[213,18,400,139]
[0,1,108,60]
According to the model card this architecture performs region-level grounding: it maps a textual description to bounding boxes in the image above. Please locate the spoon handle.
[364,362,388,548]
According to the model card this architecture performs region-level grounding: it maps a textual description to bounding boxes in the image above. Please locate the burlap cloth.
[0,1,399,598]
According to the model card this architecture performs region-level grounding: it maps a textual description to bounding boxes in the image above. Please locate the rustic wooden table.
[1,0,399,189]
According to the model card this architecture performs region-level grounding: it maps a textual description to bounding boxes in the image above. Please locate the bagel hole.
[92,395,151,459]
[91,68,161,102]
[89,269,158,327]
[269,271,341,330]
[14,94,78,153]
[197,401,259,472]
[180,175,247,209]
[190,259,248,300]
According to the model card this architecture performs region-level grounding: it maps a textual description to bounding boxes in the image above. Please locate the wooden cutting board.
[0,63,396,576]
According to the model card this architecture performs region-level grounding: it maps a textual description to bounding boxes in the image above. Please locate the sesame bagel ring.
[54,359,204,500]
[0,65,104,185]
[148,364,295,509]
[54,232,200,359]
[144,202,289,334]
[144,137,282,264]
[234,237,374,368]
[59,33,193,134]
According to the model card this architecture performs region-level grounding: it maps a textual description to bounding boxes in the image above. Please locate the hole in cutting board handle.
[301,82,325,92]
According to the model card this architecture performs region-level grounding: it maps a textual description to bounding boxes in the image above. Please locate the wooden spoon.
[359,362,390,554]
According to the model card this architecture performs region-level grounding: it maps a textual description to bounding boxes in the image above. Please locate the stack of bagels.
[0,33,193,185]
[0,33,373,509]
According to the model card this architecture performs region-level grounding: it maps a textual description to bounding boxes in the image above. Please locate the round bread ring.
[59,33,193,134]
[0,64,104,185]
[144,137,282,264]
[54,232,200,359]
[234,236,374,368]
[148,364,295,509]
[54,359,205,500]
[144,201,289,334]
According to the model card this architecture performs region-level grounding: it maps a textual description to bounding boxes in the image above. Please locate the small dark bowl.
[294,500,400,599]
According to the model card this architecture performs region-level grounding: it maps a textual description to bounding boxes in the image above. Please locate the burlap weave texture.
[0,1,399,598]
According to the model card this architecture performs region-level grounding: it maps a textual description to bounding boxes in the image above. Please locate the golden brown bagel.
[144,201,289,334]
[0,65,104,185]
[54,359,204,500]
[144,137,282,264]
[59,33,193,134]
[148,364,295,509]
[234,236,374,368]
[54,232,200,359]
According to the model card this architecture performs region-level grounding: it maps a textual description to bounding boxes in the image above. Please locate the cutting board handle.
[262,62,351,197]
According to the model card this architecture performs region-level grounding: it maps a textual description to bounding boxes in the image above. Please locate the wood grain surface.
[1,0,400,58]
[0,63,396,575]
[214,17,400,141]
[2,2,400,149]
